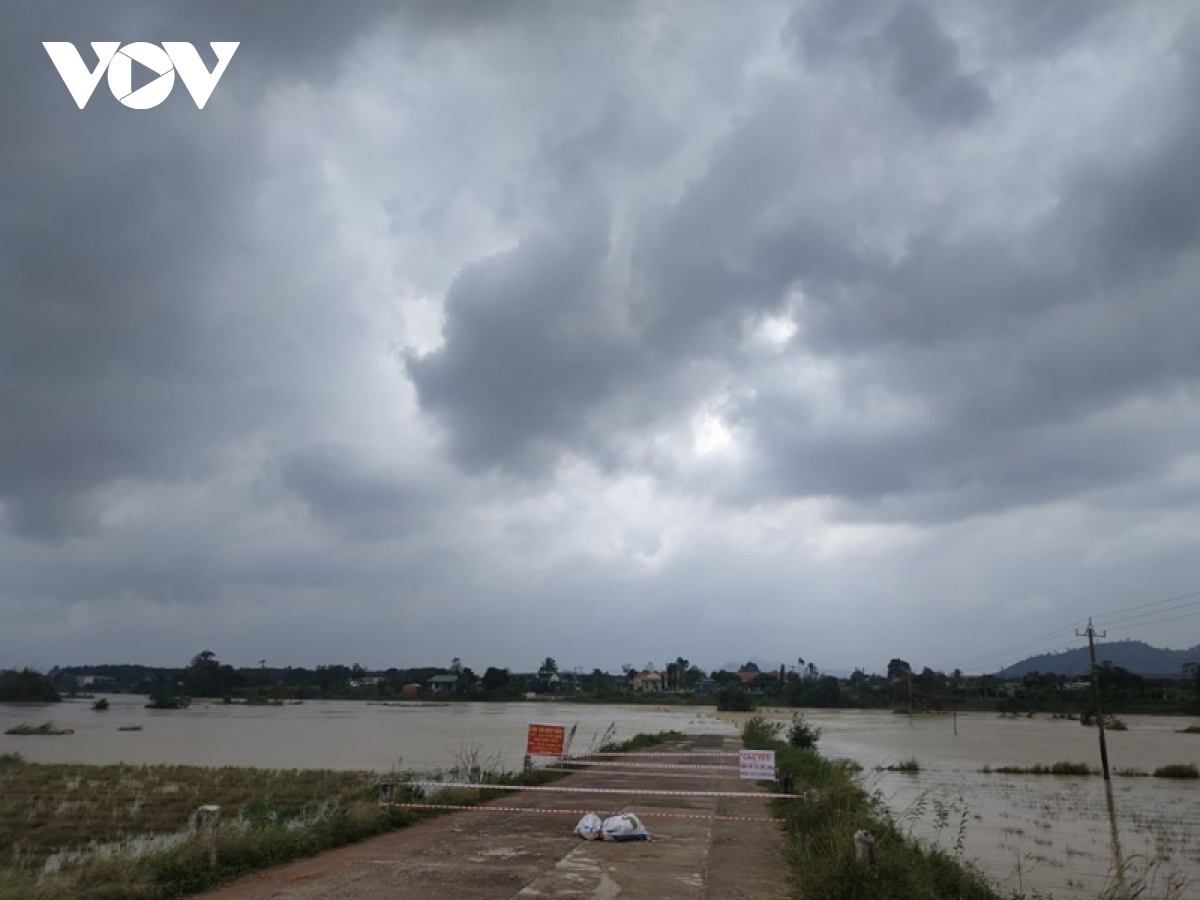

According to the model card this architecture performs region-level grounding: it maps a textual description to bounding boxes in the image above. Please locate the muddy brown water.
[0,695,734,772]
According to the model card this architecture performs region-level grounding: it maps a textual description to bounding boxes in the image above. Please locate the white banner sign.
[739,749,776,780]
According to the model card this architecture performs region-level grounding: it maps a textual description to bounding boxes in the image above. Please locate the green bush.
[717,684,755,711]
[787,713,821,749]
[741,715,782,746]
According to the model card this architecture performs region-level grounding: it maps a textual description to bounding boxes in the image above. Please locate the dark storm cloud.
[785,0,991,125]
[406,204,646,474]
[4,1,1200,673]
[409,3,1200,528]
[0,6,265,537]
[0,0,515,538]
[279,444,435,539]
[998,0,1120,56]
[873,2,992,125]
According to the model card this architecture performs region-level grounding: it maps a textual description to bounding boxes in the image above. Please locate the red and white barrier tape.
[543,767,733,780]
[551,760,737,771]
[412,782,789,799]
[567,751,738,758]
[385,802,783,824]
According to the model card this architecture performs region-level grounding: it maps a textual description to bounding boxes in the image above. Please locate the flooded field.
[738,708,1200,899]
[0,695,732,772]
[5,699,1200,897]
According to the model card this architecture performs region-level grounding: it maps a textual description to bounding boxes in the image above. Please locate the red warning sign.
[526,722,566,757]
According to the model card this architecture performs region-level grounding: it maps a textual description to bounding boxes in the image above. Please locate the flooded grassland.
[728,708,1200,899]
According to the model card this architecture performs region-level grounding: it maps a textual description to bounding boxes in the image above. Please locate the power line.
[1093,594,1200,630]
[949,620,1087,673]
[955,587,1200,674]
[1102,608,1200,634]
[1093,588,1200,622]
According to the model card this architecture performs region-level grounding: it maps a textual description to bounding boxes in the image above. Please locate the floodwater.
[6,699,1200,897]
[0,695,732,773]
[735,708,1200,899]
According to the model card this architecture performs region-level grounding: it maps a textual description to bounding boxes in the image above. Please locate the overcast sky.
[3,1,1200,676]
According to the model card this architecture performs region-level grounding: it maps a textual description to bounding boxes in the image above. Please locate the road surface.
[196,734,793,900]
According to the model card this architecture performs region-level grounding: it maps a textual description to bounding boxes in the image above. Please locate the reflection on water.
[730,708,1200,899]
[0,695,733,773]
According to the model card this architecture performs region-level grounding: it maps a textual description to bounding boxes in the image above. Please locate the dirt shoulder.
[194,735,792,900]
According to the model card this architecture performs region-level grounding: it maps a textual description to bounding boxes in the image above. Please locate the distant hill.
[999,640,1200,678]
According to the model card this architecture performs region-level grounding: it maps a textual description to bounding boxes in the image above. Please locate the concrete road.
[195,735,793,900]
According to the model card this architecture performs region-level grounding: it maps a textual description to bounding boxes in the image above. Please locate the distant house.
[631,670,665,693]
[79,675,116,688]
[693,677,715,695]
[349,677,381,688]
[401,683,421,696]
[426,674,458,694]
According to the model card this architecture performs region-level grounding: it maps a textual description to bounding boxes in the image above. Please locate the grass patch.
[1176,724,1200,735]
[879,758,921,774]
[4,721,74,736]
[597,730,685,753]
[1153,764,1200,779]
[986,762,1094,776]
[1114,766,1148,777]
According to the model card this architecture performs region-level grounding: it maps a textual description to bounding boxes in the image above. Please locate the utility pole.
[1077,619,1111,780]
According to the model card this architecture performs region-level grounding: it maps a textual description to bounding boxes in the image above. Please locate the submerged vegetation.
[879,758,922,774]
[1152,763,1200,779]
[979,761,1199,779]
[984,761,1095,776]
[4,721,74,736]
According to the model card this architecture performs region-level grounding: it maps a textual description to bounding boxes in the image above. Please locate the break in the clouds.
[2,0,1199,676]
